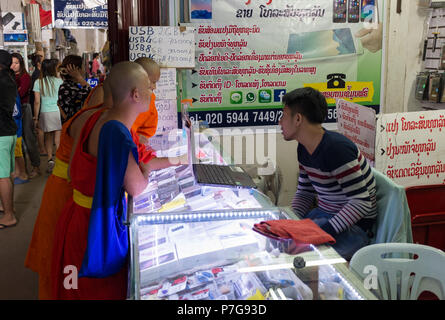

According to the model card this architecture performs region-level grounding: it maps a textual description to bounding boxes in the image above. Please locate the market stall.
[126,127,378,301]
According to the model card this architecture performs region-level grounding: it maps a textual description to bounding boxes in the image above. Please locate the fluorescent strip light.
[236,258,346,273]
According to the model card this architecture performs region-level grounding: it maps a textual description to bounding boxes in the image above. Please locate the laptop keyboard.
[194,164,235,185]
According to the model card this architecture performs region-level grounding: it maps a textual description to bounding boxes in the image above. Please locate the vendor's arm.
[318,147,376,237]
[291,165,316,217]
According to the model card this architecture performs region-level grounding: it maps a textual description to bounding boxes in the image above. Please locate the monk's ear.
[130,87,140,102]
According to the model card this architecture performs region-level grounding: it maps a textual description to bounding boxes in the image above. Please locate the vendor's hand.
[355,23,383,53]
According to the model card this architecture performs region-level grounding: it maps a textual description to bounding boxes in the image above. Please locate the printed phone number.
[80,21,107,27]
[61,21,107,27]
[189,110,283,127]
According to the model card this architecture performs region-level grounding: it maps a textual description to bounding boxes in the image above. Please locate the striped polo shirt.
[292,129,377,236]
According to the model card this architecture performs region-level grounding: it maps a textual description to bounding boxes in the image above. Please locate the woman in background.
[33,59,63,173]
[11,52,41,179]
[29,53,46,156]
[57,55,91,123]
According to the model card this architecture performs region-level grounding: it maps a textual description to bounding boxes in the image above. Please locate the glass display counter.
[126,130,377,300]
[128,207,377,300]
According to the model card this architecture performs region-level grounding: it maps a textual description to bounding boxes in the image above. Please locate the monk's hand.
[138,134,149,145]
[179,153,189,165]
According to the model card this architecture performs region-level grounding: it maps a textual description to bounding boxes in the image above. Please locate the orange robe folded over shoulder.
[131,92,158,139]
[24,103,104,300]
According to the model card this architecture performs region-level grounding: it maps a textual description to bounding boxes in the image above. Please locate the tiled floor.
[0,156,49,300]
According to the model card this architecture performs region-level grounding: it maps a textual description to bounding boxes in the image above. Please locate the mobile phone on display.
[333,0,347,23]
[361,0,375,23]
[348,0,360,23]
[1,12,15,26]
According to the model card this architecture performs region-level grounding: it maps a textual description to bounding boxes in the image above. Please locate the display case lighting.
[309,245,364,300]
[136,209,282,226]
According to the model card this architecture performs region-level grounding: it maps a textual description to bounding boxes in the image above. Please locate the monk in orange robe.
[83,83,104,109]
[26,59,168,299]
[131,57,160,142]
[83,57,161,142]
[24,90,112,299]
[51,62,153,299]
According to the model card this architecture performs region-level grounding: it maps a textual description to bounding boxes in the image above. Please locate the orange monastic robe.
[51,108,127,299]
[131,93,158,138]
[82,84,103,109]
[24,103,104,299]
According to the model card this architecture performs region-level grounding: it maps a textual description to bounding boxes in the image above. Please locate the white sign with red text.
[336,99,376,166]
[375,110,445,187]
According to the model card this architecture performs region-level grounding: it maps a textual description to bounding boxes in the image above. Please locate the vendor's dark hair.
[39,59,59,96]
[11,52,28,76]
[282,87,328,124]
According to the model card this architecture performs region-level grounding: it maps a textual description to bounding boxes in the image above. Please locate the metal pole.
[0,3,4,48]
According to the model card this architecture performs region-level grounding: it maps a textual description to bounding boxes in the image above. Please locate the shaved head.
[135,57,161,90]
[134,57,160,76]
[107,61,149,105]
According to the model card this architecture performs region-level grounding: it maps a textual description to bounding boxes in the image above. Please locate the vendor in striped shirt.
[279,87,377,260]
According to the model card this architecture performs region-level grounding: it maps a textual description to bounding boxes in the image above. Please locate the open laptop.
[181,101,257,189]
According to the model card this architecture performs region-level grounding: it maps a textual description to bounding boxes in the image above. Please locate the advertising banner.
[180,0,384,128]
[52,0,108,29]
[337,99,376,166]
[2,12,28,46]
[375,110,445,187]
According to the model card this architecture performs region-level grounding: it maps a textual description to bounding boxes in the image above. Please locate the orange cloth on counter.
[24,103,104,300]
[131,93,158,139]
[253,219,336,245]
